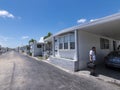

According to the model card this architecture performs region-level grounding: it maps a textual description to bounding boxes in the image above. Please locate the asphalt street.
[0,51,120,90]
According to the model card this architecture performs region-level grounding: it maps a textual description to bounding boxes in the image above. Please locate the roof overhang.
[54,13,120,40]
[81,16,120,40]
[44,36,53,42]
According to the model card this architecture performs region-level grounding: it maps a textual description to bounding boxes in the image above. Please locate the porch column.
[75,30,78,61]
[52,37,55,56]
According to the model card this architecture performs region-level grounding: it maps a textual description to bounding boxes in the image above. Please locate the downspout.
[52,37,55,57]
[75,29,79,71]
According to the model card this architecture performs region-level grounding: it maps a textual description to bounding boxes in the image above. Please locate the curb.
[96,76,120,86]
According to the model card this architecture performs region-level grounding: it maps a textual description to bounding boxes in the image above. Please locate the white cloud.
[0,36,14,47]
[0,36,9,42]
[77,18,87,24]
[22,36,29,39]
[90,19,98,22]
[0,10,15,19]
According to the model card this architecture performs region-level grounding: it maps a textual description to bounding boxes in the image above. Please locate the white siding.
[59,50,75,60]
[31,43,44,56]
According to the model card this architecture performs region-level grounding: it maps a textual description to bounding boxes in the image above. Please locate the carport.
[78,13,120,44]
[77,13,120,81]
[73,13,120,70]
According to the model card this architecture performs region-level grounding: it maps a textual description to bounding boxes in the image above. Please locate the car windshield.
[109,52,120,57]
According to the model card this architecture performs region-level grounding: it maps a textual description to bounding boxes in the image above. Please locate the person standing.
[89,47,96,76]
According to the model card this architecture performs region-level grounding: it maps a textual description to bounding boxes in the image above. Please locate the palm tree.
[48,32,52,37]
[29,39,36,45]
[44,32,52,39]
[28,39,36,55]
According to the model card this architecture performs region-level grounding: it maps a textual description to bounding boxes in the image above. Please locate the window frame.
[64,35,69,49]
[59,37,64,49]
[37,44,42,48]
[58,33,75,50]
[100,38,109,49]
[69,34,75,50]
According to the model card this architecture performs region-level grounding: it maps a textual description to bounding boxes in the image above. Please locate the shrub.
[29,52,32,56]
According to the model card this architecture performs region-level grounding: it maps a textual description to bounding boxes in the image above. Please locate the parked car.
[104,51,120,68]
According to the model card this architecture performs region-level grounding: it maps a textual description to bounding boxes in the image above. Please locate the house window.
[70,34,75,49]
[64,35,68,49]
[59,37,63,49]
[100,38,109,49]
[37,44,42,48]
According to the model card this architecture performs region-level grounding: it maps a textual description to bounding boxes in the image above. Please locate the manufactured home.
[47,13,120,71]
[30,37,45,57]
[0,46,8,54]
[44,36,53,57]
[19,45,29,54]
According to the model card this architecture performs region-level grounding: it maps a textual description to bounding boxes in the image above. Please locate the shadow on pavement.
[95,63,120,80]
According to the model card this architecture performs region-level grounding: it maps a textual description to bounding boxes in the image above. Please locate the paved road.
[0,51,120,90]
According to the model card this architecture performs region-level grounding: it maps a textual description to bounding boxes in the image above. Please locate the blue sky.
[0,0,120,48]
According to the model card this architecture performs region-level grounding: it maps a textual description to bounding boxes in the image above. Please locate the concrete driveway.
[77,63,120,86]
[96,63,120,80]
[0,51,120,90]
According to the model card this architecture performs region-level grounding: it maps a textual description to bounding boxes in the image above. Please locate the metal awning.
[81,17,120,40]
[54,13,120,40]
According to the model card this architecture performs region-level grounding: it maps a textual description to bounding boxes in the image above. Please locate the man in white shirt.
[89,47,96,76]
[89,47,96,62]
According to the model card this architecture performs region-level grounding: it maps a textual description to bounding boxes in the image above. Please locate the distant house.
[47,13,120,71]
[19,45,29,54]
[30,37,45,57]
[44,36,53,57]
[0,45,8,54]
[15,47,19,52]
[0,45,2,55]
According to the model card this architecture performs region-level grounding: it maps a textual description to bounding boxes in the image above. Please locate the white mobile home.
[0,46,8,54]
[30,37,45,57]
[48,13,120,71]
[19,45,29,54]
[44,36,53,57]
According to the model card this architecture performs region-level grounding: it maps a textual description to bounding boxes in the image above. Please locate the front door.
[54,39,58,57]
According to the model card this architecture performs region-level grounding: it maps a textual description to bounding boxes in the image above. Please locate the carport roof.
[54,13,120,40]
